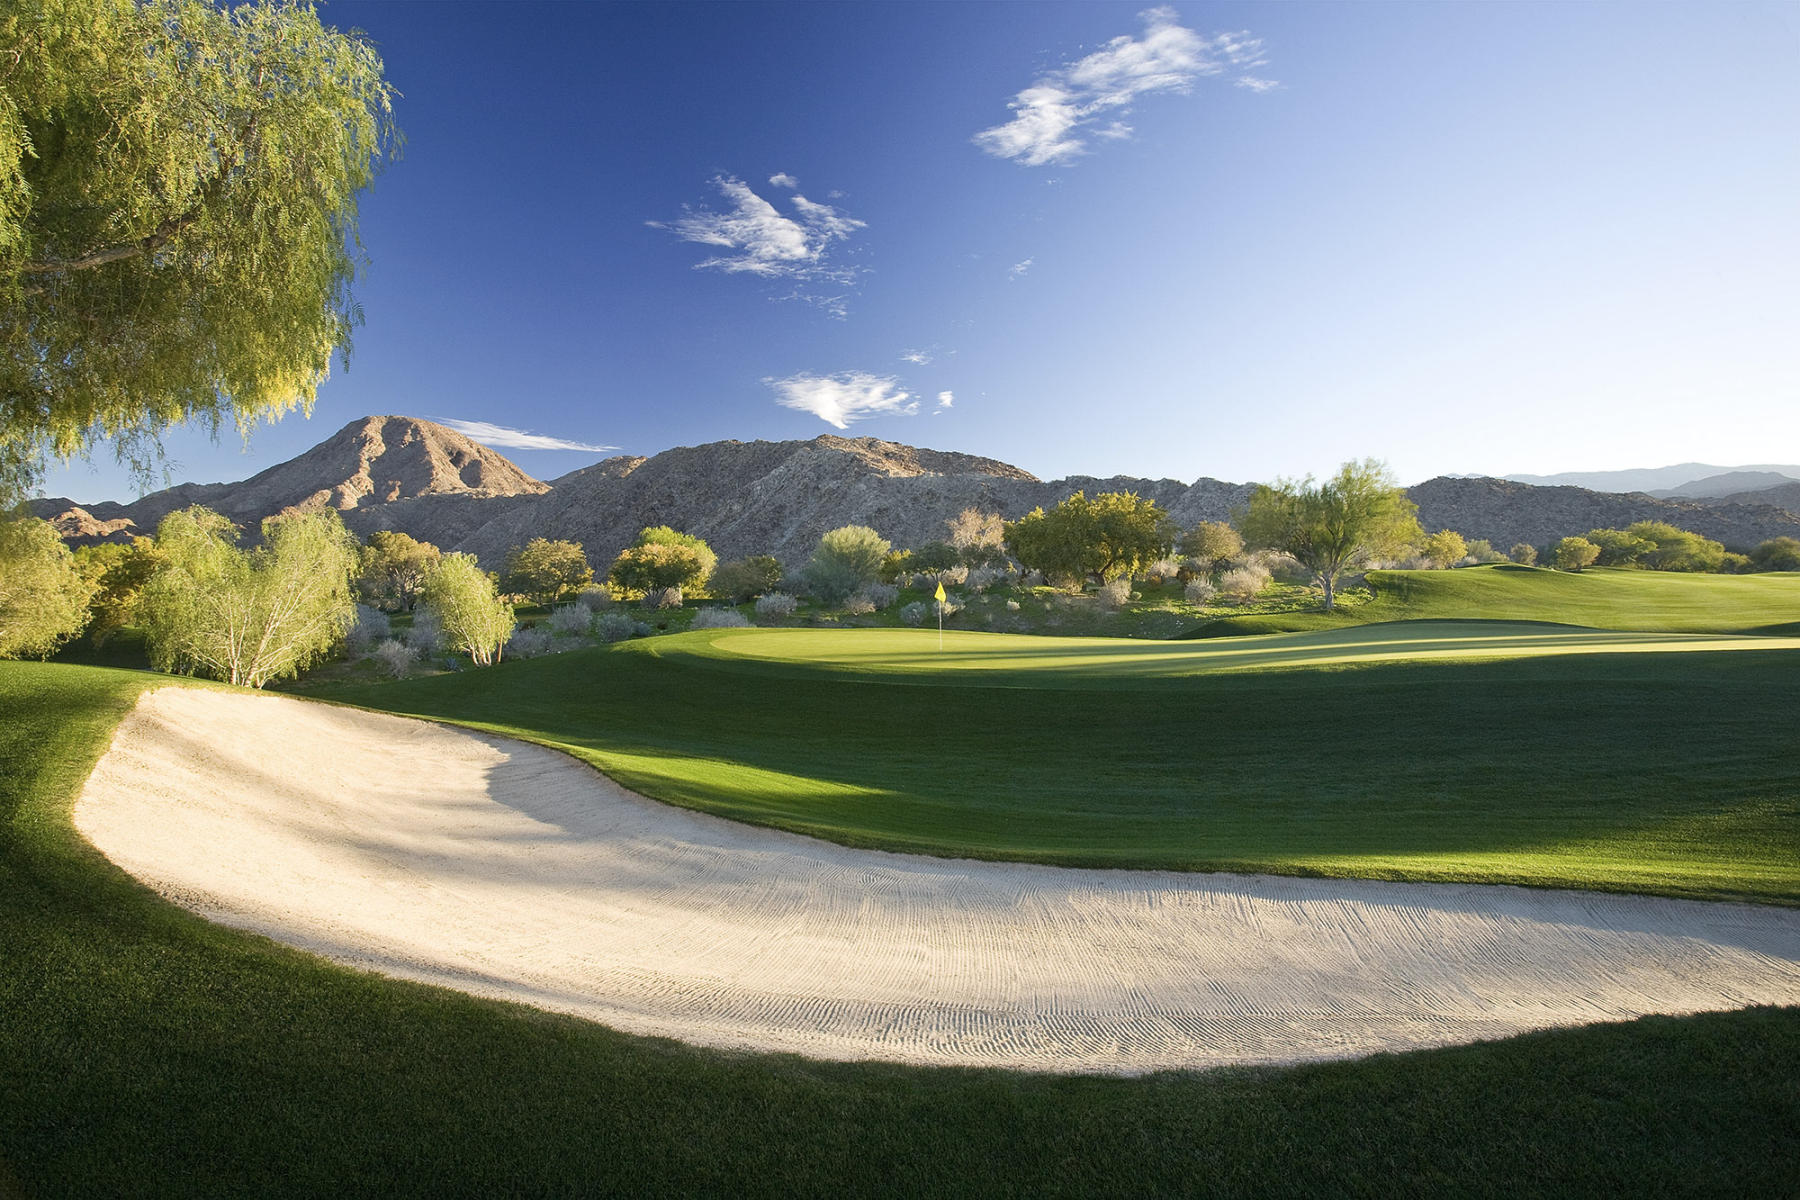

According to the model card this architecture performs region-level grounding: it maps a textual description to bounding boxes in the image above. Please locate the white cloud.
[901,349,933,365]
[768,172,799,188]
[433,419,618,453]
[767,372,919,429]
[650,176,865,284]
[973,8,1275,167]
[936,391,954,410]
[1009,258,1034,279]
[1236,75,1279,94]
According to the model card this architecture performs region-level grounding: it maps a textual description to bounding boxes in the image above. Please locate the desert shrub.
[405,608,442,654]
[372,638,416,679]
[710,555,783,601]
[1179,521,1244,572]
[1184,579,1216,605]
[1218,564,1271,602]
[863,582,898,609]
[1140,558,1183,584]
[641,586,683,610]
[1510,543,1539,566]
[690,606,751,629]
[548,604,593,637]
[595,611,645,642]
[1465,539,1507,564]
[1751,537,1800,572]
[1005,599,1021,612]
[575,585,613,612]
[1095,579,1132,610]
[843,594,876,616]
[754,592,798,624]
[1250,550,1310,584]
[900,601,929,626]
[902,541,961,574]
[1553,536,1601,572]
[506,625,555,659]
[965,566,1008,593]
[947,508,1006,556]
[345,604,391,657]
[802,526,891,603]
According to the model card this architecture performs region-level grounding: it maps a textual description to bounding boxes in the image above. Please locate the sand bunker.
[75,688,1800,1074]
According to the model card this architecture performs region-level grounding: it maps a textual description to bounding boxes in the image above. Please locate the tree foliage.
[1580,523,1726,572]
[803,525,892,603]
[1421,529,1469,569]
[1552,536,1601,572]
[1004,491,1175,586]
[946,508,1006,565]
[0,0,400,501]
[709,555,783,601]
[72,534,164,646]
[504,538,593,604]
[1238,461,1422,610]
[1751,537,1800,572]
[0,512,92,658]
[607,527,716,597]
[420,553,514,667]
[1509,542,1539,567]
[1178,521,1243,574]
[139,505,356,687]
[355,531,440,613]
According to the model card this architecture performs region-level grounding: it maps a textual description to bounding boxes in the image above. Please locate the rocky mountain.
[30,416,548,544]
[31,416,1800,565]
[1505,463,1800,494]
[1648,470,1800,499]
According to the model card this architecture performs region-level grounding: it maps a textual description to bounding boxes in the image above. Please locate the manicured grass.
[317,624,1800,904]
[3,660,1797,1196]
[1199,563,1800,636]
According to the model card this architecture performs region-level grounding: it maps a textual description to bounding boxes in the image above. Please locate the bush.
[900,601,929,626]
[1140,558,1183,584]
[1179,521,1243,571]
[710,555,783,601]
[548,604,593,637]
[690,607,751,629]
[1751,537,1800,572]
[1422,530,1469,569]
[575,585,613,612]
[372,638,416,679]
[1095,579,1132,610]
[1510,543,1539,566]
[641,586,683,610]
[1005,599,1021,612]
[1218,564,1271,602]
[754,592,798,624]
[345,604,391,657]
[902,541,961,573]
[1553,536,1601,572]
[965,566,1007,593]
[506,625,555,659]
[405,608,442,655]
[802,526,891,604]
[1184,579,1216,605]
[843,594,876,616]
[595,612,645,642]
[1465,539,1507,564]
[862,582,898,609]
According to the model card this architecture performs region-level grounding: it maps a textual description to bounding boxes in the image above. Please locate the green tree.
[1239,460,1423,611]
[420,553,514,667]
[1178,520,1243,574]
[139,506,356,687]
[73,534,164,646]
[1581,528,1654,567]
[0,512,92,658]
[1625,521,1726,573]
[1750,537,1800,572]
[504,538,594,605]
[1552,536,1601,572]
[709,555,783,601]
[0,0,400,502]
[803,525,892,603]
[1005,491,1175,587]
[1509,542,1538,566]
[355,531,441,613]
[607,527,716,598]
[1421,529,1469,569]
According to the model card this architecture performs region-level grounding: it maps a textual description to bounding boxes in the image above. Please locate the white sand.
[74,687,1800,1074]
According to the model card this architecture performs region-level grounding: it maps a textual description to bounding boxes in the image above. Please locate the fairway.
[319,620,1800,904]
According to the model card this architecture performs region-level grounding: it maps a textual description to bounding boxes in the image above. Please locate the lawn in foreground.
[318,624,1800,904]
[2,660,1797,1196]
[1198,563,1800,636]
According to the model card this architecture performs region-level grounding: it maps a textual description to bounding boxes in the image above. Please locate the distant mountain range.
[1504,463,1800,495]
[31,417,1800,565]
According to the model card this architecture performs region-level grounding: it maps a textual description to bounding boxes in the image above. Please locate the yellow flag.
[934,581,946,602]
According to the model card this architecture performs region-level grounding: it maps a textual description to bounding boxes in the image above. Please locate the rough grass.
[315,624,1800,905]
[2,660,1797,1196]
[1197,564,1800,636]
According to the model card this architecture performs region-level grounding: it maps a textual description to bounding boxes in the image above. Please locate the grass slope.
[2,661,1797,1196]
[318,625,1800,904]
[1197,564,1800,636]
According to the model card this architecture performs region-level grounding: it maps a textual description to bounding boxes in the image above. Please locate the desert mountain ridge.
[30,416,1800,567]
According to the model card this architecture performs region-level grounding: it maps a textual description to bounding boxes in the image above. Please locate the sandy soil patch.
[74,687,1800,1074]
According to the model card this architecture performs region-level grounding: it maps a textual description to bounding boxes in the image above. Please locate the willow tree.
[420,553,514,667]
[0,513,92,658]
[0,0,400,501]
[1240,460,1422,610]
[140,505,358,688]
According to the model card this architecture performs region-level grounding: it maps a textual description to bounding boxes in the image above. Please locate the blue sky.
[43,1,1800,502]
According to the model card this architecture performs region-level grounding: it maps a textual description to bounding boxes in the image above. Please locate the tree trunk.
[1320,574,1336,611]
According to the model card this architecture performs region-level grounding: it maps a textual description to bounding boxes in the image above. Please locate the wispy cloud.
[767,372,919,429]
[1009,258,1034,279]
[935,391,954,410]
[974,7,1274,167]
[650,175,865,286]
[901,349,933,365]
[434,419,618,453]
[768,172,799,188]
